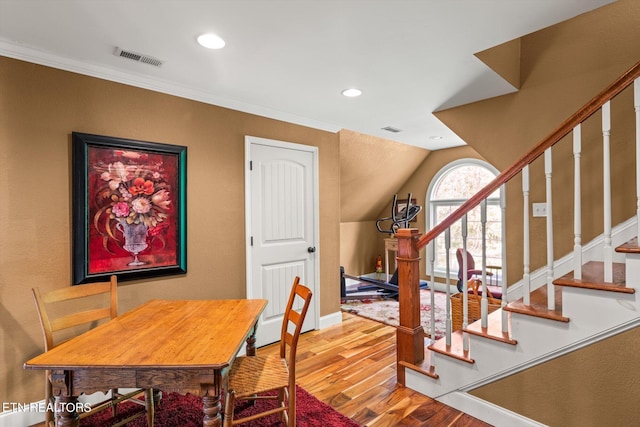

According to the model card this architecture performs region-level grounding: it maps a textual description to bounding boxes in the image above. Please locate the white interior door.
[245,136,318,347]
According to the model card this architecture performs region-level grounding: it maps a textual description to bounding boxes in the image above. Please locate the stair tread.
[554,261,634,294]
[399,344,439,379]
[427,330,475,364]
[504,285,569,322]
[616,237,639,253]
[464,309,518,344]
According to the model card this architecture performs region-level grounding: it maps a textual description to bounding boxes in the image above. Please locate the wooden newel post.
[395,228,424,385]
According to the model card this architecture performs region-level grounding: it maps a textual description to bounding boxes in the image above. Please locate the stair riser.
[623,252,640,285]
[405,286,637,399]
[406,313,572,398]
[561,286,638,331]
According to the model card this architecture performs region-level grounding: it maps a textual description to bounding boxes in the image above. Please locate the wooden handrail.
[416,59,640,250]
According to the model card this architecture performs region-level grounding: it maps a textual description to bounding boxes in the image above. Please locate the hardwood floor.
[31,312,491,426]
[259,312,492,426]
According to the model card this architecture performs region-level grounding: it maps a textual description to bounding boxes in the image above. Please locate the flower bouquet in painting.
[73,132,186,284]
[94,153,174,267]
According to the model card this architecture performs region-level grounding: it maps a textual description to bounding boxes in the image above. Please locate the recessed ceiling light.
[342,88,362,97]
[197,33,226,49]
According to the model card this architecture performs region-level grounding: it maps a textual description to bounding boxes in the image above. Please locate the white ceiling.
[0,0,615,150]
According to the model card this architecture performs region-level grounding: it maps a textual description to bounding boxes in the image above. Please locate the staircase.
[402,233,638,425]
[394,60,640,426]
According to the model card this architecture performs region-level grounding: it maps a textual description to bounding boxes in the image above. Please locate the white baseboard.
[438,392,548,427]
[319,311,342,329]
[0,406,43,427]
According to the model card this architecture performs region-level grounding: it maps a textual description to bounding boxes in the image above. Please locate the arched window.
[426,159,503,283]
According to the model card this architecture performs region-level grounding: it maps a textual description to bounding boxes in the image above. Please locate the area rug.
[79,385,360,426]
[341,289,447,340]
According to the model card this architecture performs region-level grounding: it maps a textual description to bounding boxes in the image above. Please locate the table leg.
[245,321,258,356]
[201,368,224,427]
[202,394,222,427]
[54,395,79,427]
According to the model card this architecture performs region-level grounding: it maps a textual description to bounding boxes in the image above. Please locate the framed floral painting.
[72,132,187,284]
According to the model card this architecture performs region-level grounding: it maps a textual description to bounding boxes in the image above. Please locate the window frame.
[424,158,505,283]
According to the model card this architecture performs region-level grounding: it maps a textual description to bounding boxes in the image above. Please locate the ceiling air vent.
[114,47,164,67]
[381,126,402,133]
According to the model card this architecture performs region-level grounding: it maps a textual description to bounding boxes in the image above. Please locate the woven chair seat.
[223,277,313,426]
[229,355,289,398]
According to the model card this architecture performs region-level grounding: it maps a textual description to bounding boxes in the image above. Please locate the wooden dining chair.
[223,276,313,427]
[32,276,157,426]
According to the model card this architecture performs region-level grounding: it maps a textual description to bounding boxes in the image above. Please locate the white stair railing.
[500,185,508,334]
[602,101,613,282]
[403,62,640,379]
[545,149,555,310]
[480,200,489,328]
[635,79,640,240]
[522,165,531,306]
[444,228,452,347]
[461,215,470,351]
[573,124,583,280]
[428,241,437,343]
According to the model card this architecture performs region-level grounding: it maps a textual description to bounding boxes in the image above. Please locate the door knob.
[307,246,316,253]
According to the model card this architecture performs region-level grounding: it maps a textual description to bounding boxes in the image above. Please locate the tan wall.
[435,0,640,284]
[0,56,340,405]
[471,327,640,426]
[340,221,385,276]
[338,129,430,276]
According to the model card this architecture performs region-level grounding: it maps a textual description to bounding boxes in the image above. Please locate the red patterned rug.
[79,385,360,426]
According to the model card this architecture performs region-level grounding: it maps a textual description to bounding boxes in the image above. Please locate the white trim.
[438,392,548,427]
[507,215,637,301]
[459,317,640,393]
[0,407,44,427]
[319,311,343,329]
[0,40,340,135]
[244,136,321,332]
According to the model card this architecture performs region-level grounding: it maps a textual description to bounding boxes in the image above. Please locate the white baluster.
[635,79,640,240]
[602,101,613,282]
[573,124,582,279]
[445,228,452,347]
[480,199,488,328]
[522,166,531,306]
[429,241,437,346]
[500,183,508,334]
[461,216,469,351]
[545,149,555,310]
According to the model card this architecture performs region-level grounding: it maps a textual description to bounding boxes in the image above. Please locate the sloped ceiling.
[340,130,430,222]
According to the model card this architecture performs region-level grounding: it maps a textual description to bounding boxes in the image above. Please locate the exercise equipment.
[376,193,422,234]
[342,194,427,300]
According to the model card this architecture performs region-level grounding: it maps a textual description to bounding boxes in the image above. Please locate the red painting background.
[87,146,179,274]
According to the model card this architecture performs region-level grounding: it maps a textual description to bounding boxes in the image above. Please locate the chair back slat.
[32,276,118,351]
[49,307,114,333]
[279,277,313,362]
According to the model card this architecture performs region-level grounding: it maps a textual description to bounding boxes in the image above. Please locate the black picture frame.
[72,132,187,284]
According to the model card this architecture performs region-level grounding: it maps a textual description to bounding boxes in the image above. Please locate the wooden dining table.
[24,298,268,427]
